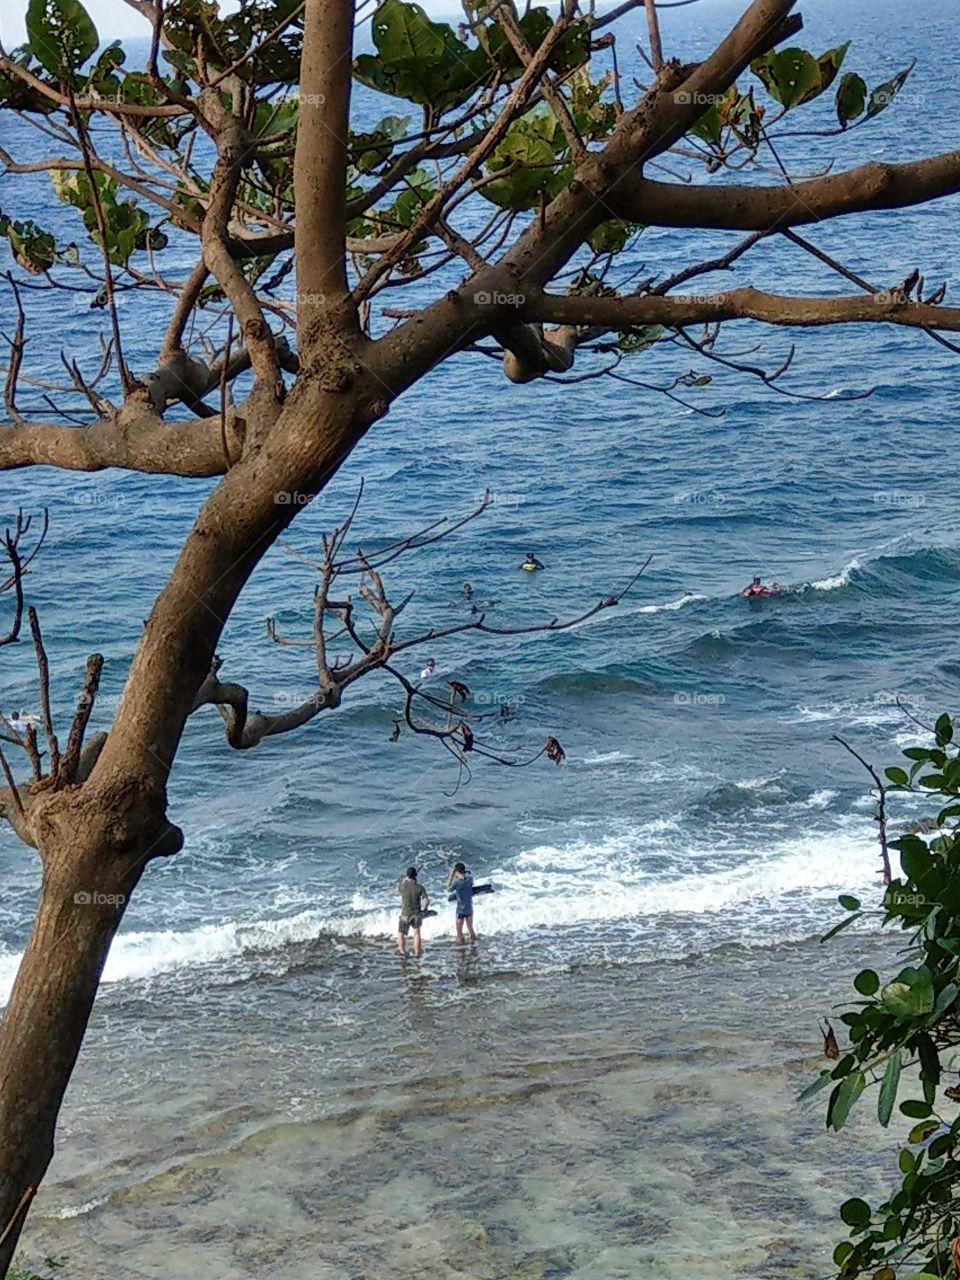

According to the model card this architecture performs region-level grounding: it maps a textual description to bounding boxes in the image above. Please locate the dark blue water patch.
[535,670,660,698]
[691,778,806,818]
[682,619,813,664]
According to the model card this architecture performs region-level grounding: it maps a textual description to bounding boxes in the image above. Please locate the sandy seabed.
[20,930,898,1280]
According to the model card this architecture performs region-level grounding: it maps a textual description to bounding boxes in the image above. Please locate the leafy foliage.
[750,43,849,110]
[50,172,168,264]
[352,0,588,116]
[481,111,569,211]
[835,61,917,129]
[0,212,59,273]
[816,714,960,1277]
[25,0,98,81]
[8,1257,69,1280]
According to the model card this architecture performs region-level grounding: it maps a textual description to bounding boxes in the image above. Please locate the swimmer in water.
[462,582,473,599]
[419,658,437,685]
[520,552,545,572]
[740,575,770,598]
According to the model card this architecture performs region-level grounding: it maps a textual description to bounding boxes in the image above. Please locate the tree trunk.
[0,381,375,1275]
[0,787,162,1274]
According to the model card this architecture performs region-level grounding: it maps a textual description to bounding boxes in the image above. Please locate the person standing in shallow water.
[396,866,430,957]
[447,861,477,945]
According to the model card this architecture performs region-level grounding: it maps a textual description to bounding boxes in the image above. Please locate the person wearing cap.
[446,861,477,944]
[396,866,430,956]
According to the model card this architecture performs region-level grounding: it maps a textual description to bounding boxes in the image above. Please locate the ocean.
[1,0,958,1274]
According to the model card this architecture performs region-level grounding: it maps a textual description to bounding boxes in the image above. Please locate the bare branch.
[833,735,892,886]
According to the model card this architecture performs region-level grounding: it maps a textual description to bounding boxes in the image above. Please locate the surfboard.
[447,883,494,901]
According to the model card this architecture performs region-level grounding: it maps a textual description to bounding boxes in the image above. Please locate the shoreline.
[21,930,898,1279]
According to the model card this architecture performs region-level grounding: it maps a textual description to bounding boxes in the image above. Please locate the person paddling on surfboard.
[739,575,784,599]
[446,861,477,944]
[396,867,430,957]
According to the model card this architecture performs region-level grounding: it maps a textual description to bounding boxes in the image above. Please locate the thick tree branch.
[609,151,960,229]
[518,286,960,333]
[294,0,356,331]
[0,405,238,476]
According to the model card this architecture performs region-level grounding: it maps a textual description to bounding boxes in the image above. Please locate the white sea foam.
[786,705,843,724]
[0,822,880,1003]
[811,557,861,591]
[572,591,705,631]
[632,592,706,614]
[805,789,838,810]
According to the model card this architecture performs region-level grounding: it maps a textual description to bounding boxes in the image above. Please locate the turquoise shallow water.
[0,0,958,1272]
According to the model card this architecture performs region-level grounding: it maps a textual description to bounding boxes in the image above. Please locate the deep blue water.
[1,0,958,1001]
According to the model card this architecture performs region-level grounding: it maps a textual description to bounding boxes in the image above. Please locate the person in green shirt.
[396,866,430,956]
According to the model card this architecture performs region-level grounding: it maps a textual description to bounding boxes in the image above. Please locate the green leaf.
[0,211,57,273]
[934,712,954,744]
[881,967,935,1018]
[353,0,494,111]
[917,1033,941,1086]
[821,911,862,942]
[797,1069,834,1102]
[26,0,99,79]
[899,1147,915,1174]
[587,218,643,255]
[899,1099,933,1119]
[839,894,861,911]
[617,325,663,354]
[866,60,916,119]
[934,982,958,1016]
[854,968,880,996]
[839,1196,871,1228]
[751,44,846,110]
[908,1119,939,1143]
[878,1050,901,1127]
[829,1070,865,1130]
[885,767,909,786]
[835,71,866,126]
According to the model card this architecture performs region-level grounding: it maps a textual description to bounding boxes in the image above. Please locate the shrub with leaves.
[814,714,960,1278]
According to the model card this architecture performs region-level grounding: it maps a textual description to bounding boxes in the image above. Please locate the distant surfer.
[461,583,497,614]
[446,861,477,944]
[419,658,437,685]
[740,576,784,599]
[396,866,430,957]
[520,551,545,572]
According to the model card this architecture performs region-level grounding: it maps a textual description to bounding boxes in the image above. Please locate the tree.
[0,0,959,1268]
